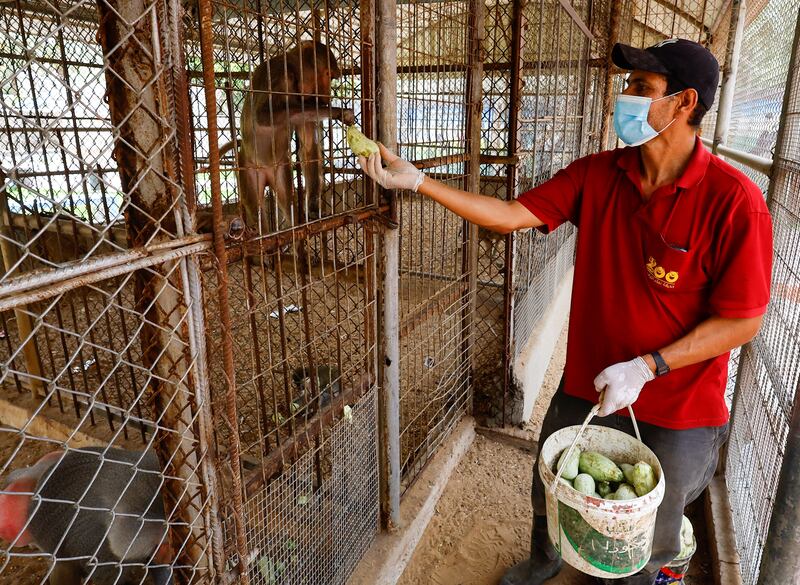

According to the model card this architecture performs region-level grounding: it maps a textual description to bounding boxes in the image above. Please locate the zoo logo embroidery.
[646,256,679,288]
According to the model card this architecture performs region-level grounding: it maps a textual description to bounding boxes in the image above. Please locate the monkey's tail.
[197,138,238,173]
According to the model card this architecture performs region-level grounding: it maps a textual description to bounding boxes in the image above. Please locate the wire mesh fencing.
[723,0,795,192]
[6,0,794,581]
[186,0,384,580]
[503,0,598,423]
[395,0,477,490]
[722,5,800,584]
[1,0,382,580]
[0,0,221,581]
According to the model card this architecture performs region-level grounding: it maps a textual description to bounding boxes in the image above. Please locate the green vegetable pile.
[555,448,657,500]
[346,125,380,157]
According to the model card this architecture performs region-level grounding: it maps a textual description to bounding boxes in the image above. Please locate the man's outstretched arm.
[359,143,544,234]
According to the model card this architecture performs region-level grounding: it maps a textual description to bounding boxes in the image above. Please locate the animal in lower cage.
[290,364,342,420]
[0,447,173,584]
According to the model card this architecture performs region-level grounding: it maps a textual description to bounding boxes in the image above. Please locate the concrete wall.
[510,267,573,425]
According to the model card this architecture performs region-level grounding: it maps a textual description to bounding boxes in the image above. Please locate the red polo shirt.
[516,137,773,429]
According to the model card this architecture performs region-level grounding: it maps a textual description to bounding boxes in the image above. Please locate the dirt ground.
[398,325,714,585]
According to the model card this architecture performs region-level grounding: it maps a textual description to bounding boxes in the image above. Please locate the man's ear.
[676,88,699,117]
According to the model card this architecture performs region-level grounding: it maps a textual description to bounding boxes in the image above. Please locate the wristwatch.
[650,351,670,377]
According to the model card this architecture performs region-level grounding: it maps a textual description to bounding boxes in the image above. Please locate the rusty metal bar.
[599,0,624,150]
[0,235,210,301]
[195,0,250,580]
[213,206,387,267]
[166,0,227,574]
[188,58,606,81]
[0,173,45,398]
[480,154,520,165]
[412,153,471,170]
[380,58,605,76]
[243,261,272,453]
[377,0,401,529]
[462,0,484,418]
[556,0,594,40]
[0,241,211,313]
[360,0,379,450]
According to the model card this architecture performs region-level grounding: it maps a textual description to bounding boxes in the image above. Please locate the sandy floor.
[398,325,714,585]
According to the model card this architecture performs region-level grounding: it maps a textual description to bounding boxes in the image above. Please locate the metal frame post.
[713,0,746,154]
[194,0,251,579]
[376,0,401,529]
[463,0,484,418]
[500,0,524,425]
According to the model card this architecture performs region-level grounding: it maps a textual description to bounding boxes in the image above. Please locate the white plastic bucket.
[538,406,665,579]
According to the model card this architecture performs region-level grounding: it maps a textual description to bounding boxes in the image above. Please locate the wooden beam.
[0,396,106,448]
[0,173,45,399]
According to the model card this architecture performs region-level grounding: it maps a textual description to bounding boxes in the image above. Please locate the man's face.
[622,70,680,132]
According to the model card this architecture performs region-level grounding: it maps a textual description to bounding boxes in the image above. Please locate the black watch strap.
[650,351,670,376]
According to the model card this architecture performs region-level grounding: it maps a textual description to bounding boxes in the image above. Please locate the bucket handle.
[550,393,641,493]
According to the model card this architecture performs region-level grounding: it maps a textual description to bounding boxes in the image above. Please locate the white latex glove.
[358,143,425,192]
[593,357,655,417]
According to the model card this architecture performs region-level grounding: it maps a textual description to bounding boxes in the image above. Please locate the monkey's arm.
[255,98,354,127]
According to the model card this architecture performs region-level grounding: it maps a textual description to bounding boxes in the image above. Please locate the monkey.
[290,364,341,421]
[0,447,172,585]
[238,41,355,235]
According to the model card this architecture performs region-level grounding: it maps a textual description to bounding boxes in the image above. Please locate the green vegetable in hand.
[579,451,624,482]
[573,473,596,496]
[346,125,380,157]
[556,447,581,480]
[631,461,657,496]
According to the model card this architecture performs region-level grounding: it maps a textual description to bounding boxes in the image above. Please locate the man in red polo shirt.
[359,39,772,585]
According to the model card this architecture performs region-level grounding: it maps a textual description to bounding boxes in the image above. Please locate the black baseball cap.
[611,38,720,109]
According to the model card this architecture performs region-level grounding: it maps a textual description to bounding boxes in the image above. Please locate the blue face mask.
[613,93,679,146]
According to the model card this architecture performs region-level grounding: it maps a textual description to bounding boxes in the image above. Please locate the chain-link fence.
[1,0,381,581]
[0,0,220,581]
[721,3,799,583]
[503,0,598,424]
